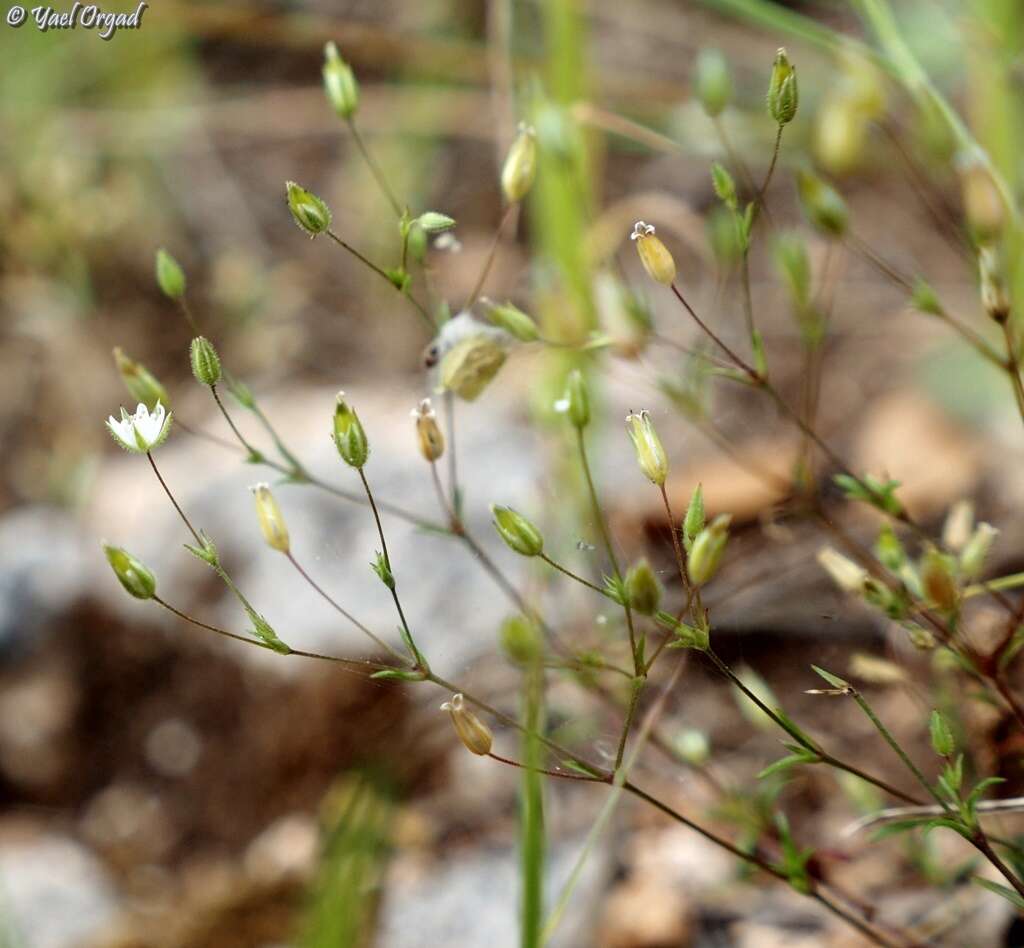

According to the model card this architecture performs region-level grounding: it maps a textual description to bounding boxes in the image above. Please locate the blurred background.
[4,0,1024,945]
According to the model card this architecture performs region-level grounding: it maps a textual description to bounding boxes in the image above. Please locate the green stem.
[346,117,403,218]
[146,452,202,546]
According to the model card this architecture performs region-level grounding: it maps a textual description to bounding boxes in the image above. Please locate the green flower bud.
[710,162,737,210]
[501,123,537,204]
[286,181,332,237]
[624,558,662,615]
[625,409,668,486]
[920,546,958,612]
[500,614,543,665]
[683,483,705,552]
[483,299,541,342]
[767,48,799,125]
[695,49,732,118]
[189,336,221,386]
[874,524,906,571]
[688,514,731,586]
[155,248,186,300]
[333,392,369,469]
[910,278,942,316]
[797,170,848,237]
[674,728,710,765]
[415,211,456,233]
[491,504,544,557]
[113,347,170,411]
[960,522,997,580]
[322,41,359,119]
[773,232,811,311]
[103,543,157,600]
[929,709,955,757]
[817,547,868,594]
[560,368,590,429]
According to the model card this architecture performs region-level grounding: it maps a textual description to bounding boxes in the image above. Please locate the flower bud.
[920,546,958,612]
[674,728,710,765]
[683,483,705,551]
[113,347,170,411]
[817,547,867,594]
[286,181,332,237]
[694,49,732,118]
[958,153,1005,243]
[979,246,1010,322]
[415,211,456,233]
[929,709,955,757]
[815,98,869,176]
[625,409,668,486]
[250,482,290,553]
[441,693,493,756]
[960,522,998,580]
[767,48,799,125]
[773,232,811,311]
[322,41,359,119]
[942,500,974,553]
[903,621,936,651]
[333,392,369,468]
[624,558,662,615]
[500,614,543,665]
[155,248,186,300]
[910,278,942,316]
[710,162,737,210]
[559,368,590,429]
[189,336,222,386]
[411,398,444,462]
[631,221,676,286]
[501,123,537,204]
[796,170,848,237]
[483,299,540,342]
[103,543,157,600]
[491,505,544,557]
[688,514,731,585]
[849,653,906,685]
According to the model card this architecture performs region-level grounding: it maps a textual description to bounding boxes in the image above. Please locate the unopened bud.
[688,514,731,585]
[333,392,369,468]
[683,483,705,551]
[483,299,540,342]
[849,653,906,685]
[902,621,936,651]
[113,347,170,411]
[624,558,662,615]
[491,505,544,557]
[155,248,186,300]
[873,524,906,571]
[250,482,290,553]
[558,368,590,429]
[499,614,543,665]
[797,171,848,237]
[815,99,869,176]
[501,123,537,204]
[695,49,732,118]
[322,41,359,119]
[411,398,444,462]
[441,693,493,756]
[920,546,958,612]
[773,232,811,311]
[673,728,710,765]
[817,547,867,594]
[189,336,221,386]
[767,48,799,125]
[942,500,974,553]
[958,153,1006,242]
[103,543,156,600]
[979,246,1010,322]
[625,409,668,486]
[910,278,942,316]
[960,522,997,580]
[929,709,955,757]
[286,181,332,237]
[631,221,676,286]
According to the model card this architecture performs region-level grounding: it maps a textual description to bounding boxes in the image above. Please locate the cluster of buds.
[501,123,537,204]
[411,398,444,462]
[630,221,676,286]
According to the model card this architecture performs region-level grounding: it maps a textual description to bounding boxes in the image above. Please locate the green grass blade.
[520,663,546,948]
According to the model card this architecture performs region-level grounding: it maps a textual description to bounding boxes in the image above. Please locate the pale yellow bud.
[501,123,537,204]
[631,221,676,286]
[817,547,867,594]
[625,409,668,486]
[250,482,290,553]
[440,693,493,756]
[411,398,444,462]
[959,154,1006,242]
[849,653,906,685]
[941,500,974,553]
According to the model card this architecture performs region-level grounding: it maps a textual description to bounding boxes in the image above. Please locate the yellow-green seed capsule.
[920,547,958,612]
[491,505,544,557]
[979,246,1010,322]
[625,409,668,486]
[501,123,537,204]
[796,171,848,237]
[250,482,290,554]
[322,41,359,119]
[155,248,186,300]
[483,299,540,343]
[958,153,1006,243]
[441,693,493,756]
[103,543,157,600]
[333,392,369,469]
[688,514,731,586]
[189,336,221,386]
[286,181,332,237]
[499,614,542,665]
[767,48,799,125]
[695,49,732,118]
[960,522,997,580]
[624,558,662,616]
[411,398,444,462]
[113,347,170,411]
[560,368,590,430]
[631,221,677,286]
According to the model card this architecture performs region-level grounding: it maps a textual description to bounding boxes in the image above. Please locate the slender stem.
[464,202,517,310]
[210,385,263,460]
[756,125,784,211]
[807,892,908,948]
[670,283,758,380]
[539,554,608,596]
[711,115,757,199]
[613,676,644,771]
[153,596,263,648]
[176,297,201,335]
[429,460,458,527]
[659,485,691,593]
[346,117,403,218]
[488,752,605,782]
[998,317,1024,432]
[444,391,459,514]
[146,452,202,545]
[973,831,1024,900]
[285,551,408,664]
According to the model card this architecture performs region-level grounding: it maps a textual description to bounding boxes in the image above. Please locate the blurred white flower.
[106,402,172,453]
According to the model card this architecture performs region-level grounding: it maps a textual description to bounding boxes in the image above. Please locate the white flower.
[106,402,173,453]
